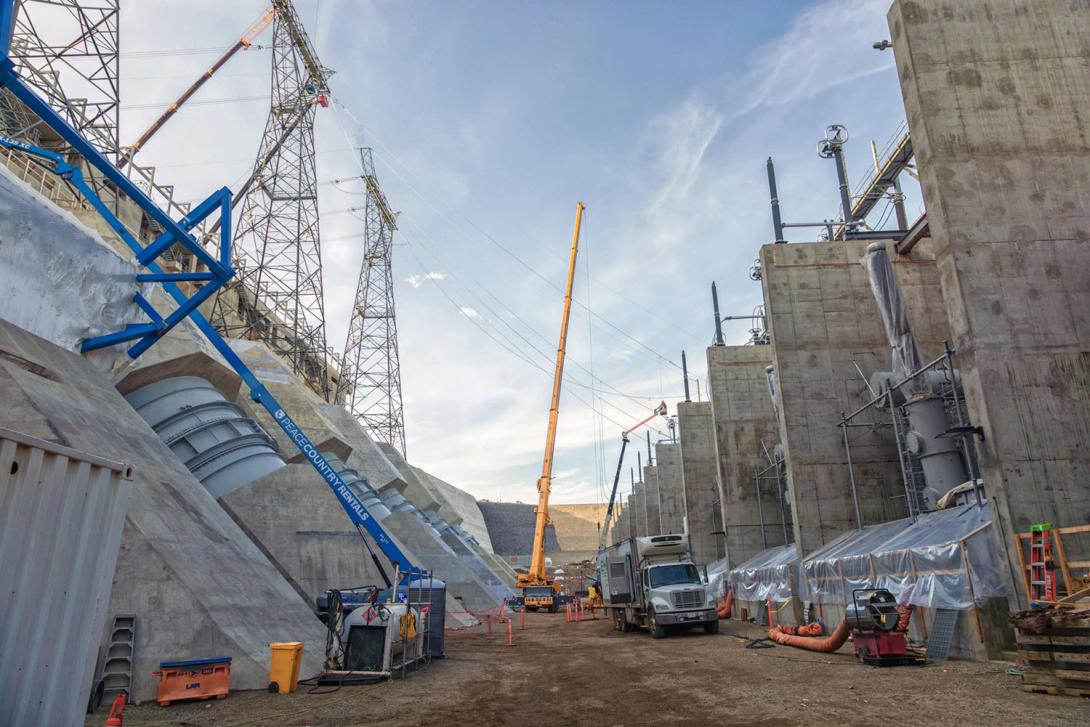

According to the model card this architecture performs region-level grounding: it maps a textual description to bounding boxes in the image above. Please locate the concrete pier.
[706,344,783,567]
[654,442,685,535]
[677,401,721,565]
[760,239,949,555]
[889,0,1090,601]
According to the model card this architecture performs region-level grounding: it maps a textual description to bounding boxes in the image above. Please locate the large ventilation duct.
[324,453,392,520]
[862,243,968,509]
[126,376,285,497]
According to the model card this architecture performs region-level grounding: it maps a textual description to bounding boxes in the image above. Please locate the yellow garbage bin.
[268,642,304,693]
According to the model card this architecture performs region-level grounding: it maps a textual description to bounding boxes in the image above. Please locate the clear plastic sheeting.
[801,504,1005,610]
[861,241,924,388]
[727,543,799,603]
[0,162,146,365]
[706,556,730,599]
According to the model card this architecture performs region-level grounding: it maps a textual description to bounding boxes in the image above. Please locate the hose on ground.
[768,618,850,652]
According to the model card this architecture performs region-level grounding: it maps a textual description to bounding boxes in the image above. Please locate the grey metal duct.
[903,396,966,509]
[861,242,969,505]
[126,376,284,497]
[323,453,392,520]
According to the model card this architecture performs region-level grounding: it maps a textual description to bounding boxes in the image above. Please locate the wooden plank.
[1059,585,1090,604]
[1055,669,1090,683]
[1056,524,1090,536]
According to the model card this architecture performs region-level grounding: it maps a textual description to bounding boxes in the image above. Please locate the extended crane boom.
[598,401,668,551]
[118,8,276,168]
[517,201,584,612]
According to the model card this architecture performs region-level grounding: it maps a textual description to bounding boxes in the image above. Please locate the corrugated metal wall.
[0,427,131,727]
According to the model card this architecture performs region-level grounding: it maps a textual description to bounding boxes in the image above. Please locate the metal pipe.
[944,341,983,507]
[841,349,954,423]
[682,350,691,402]
[755,470,768,550]
[832,145,853,237]
[888,390,917,522]
[767,157,786,243]
[646,430,653,465]
[775,462,789,544]
[840,413,863,530]
[892,176,908,231]
[712,282,724,346]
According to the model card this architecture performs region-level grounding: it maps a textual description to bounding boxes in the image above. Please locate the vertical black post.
[682,350,691,402]
[832,145,853,236]
[767,157,786,243]
[712,282,725,346]
[646,430,653,465]
[892,176,908,231]
[637,450,642,474]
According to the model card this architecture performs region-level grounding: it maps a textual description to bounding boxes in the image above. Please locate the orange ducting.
[768,618,849,653]
[896,605,912,632]
[717,592,734,619]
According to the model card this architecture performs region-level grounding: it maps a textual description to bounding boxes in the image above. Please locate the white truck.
[597,534,719,638]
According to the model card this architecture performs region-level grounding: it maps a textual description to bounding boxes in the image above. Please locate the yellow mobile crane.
[518,201,584,613]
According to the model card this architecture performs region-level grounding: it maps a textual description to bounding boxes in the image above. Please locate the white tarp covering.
[727,543,799,602]
[801,503,1005,610]
[0,162,144,363]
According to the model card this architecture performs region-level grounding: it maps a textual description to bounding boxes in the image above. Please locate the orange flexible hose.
[896,605,912,632]
[717,592,734,619]
[768,618,850,652]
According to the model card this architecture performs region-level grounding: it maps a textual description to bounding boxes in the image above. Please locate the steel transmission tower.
[211,2,335,398]
[339,148,406,456]
[2,0,119,157]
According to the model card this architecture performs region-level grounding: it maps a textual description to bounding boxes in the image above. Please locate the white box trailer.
[596,534,718,638]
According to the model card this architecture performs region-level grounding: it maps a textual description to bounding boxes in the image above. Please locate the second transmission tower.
[339,148,406,456]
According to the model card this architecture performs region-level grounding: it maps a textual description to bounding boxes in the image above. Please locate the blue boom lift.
[0,0,422,585]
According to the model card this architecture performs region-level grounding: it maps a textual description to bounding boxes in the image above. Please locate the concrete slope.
[410,467,494,551]
[0,321,326,702]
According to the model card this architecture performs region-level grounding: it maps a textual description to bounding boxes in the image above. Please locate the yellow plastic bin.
[268,642,304,693]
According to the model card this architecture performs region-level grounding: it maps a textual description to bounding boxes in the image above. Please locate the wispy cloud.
[459,306,479,318]
[405,271,446,288]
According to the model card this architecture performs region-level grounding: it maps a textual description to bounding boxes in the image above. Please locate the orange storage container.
[152,657,231,707]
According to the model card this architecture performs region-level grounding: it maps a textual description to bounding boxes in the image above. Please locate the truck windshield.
[649,564,701,588]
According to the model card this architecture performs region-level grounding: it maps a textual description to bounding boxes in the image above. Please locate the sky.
[105,0,913,506]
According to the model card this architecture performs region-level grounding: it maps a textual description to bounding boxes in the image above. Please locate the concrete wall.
[655,442,685,534]
[632,479,647,537]
[643,465,661,536]
[677,401,721,565]
[706,344,785,567]
[889,0,1090,600]
[0,322,327,702]
[761,239,950,555]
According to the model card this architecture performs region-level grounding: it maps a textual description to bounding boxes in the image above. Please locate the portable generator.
[846,589,924,666]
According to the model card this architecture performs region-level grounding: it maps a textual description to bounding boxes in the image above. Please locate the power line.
[327,95,683,371]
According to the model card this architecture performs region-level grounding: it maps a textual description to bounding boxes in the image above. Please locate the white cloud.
[405,271,446,288]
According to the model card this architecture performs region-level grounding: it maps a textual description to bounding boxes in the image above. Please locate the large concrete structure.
[654,442,685,534]
[706,344,784,567]
[760,239,950,555]
[888,0,1090,601]
[676,401,721,564]
[643,464,661,536]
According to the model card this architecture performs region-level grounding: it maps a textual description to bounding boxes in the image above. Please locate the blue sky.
[117,0,913,505]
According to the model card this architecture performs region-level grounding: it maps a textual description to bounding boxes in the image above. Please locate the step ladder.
[98,614,137,701]
[1028,523,1057,603]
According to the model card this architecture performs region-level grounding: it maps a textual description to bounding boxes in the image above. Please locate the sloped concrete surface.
[0,321,326,702]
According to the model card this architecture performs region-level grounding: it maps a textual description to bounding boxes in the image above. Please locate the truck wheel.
[648,610,666,639]
[703,619,719,635]
[547,601,559,614]
[615,609,632,633]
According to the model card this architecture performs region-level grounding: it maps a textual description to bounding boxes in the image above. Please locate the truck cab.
[598,534,718,638]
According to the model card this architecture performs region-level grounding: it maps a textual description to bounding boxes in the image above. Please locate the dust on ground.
[100,612,1090,726]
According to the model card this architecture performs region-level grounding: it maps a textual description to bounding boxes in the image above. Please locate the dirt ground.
[101,611,1090,726]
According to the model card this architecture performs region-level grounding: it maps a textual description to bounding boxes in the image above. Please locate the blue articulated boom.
[0,0,422,582]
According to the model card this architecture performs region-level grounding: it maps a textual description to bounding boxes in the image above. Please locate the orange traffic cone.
[104,693,126,726]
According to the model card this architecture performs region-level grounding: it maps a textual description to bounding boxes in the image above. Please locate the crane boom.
[118,8,276,168]
[520,202,584,598]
